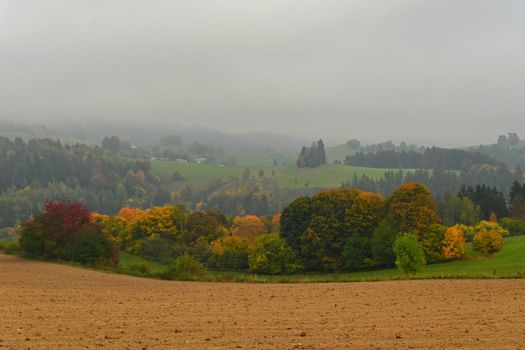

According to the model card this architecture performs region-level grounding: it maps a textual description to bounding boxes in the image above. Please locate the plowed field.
[1,254,525,349]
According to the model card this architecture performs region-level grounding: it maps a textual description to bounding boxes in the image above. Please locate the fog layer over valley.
[1,1,525,145]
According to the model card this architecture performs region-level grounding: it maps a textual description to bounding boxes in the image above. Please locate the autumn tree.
[499,217,525,236]
[182,211,227,244]
[117,207,144,222]
[18,200,116,265]
[442,225,466,260]
[248,233,302,274]
[125,205,186,256]
[472,221,508,255]
[210,233,249,269]
[232,215,268,245]
[342,191,384,270]
[388,182,439,237]
[19,201,92,258]
[281,188,384,271]
[91,212,128,247]
[420,224,446,264]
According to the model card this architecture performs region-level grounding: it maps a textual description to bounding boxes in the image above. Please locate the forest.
[1,133,525,235]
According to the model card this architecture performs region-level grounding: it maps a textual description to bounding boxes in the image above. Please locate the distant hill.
[0,121,308,152]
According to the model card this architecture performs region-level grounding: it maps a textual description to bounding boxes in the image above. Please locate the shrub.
[125,263,152,277]
[163,254,206,280]
[0,240,20,255]
[209,234,249,269]
[190,237,214,266]
[393,233,426,276]
[472,221,508,255]
[442,225,466,260]
[457,224,475,242]
[499,217,525,236]
[140,238,174,264]
[420,224,446,264]
[18,216,46,257]
[248,233,303,274]
[63,225,114,265]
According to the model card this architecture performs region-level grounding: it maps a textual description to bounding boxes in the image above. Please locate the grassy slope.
[151,161,407,189]
[118,235,525,283]
[151,161,241,187]
[119,252,169,274]
[325,144,356,163]
[272,163,399,188]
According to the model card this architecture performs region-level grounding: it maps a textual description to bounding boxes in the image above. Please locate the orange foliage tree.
[118,207,144,222]
[210,230,249,269]
[442,225,466,260]
[232,215,268,245]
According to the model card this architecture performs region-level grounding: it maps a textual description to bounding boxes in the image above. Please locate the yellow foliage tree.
[472,221,508,255]
[442,225,466,261]
[127,206,183,240]
[92,212,128,246]
[210,228,249,269]
[212,232,246,256]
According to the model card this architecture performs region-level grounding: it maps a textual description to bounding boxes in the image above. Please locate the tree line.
[344,147,495,170]
[343,165,523,220]
[17,181,522,275]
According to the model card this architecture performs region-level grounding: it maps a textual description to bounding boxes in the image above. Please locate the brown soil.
[1,254,525,349]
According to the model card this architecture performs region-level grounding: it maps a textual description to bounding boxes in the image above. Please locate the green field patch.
[326,144,357,163]
[119,252,168,274]
[151,160,412,190]
[151,161,241,186]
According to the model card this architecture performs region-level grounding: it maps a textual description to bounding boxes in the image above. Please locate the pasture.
[150,160,407,189]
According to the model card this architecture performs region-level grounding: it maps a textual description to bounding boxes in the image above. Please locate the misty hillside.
[0,121,308,152]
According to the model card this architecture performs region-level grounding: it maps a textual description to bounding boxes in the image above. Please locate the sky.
[1,0,524,146]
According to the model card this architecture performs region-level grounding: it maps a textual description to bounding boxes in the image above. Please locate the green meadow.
[151,161,408,189]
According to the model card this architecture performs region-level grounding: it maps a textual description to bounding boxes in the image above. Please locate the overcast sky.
[1,1,524,145]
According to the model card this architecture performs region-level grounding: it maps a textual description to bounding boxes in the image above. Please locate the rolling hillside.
[150,161,408,189]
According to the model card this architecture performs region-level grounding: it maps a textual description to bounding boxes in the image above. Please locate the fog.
[1,1,524,146]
